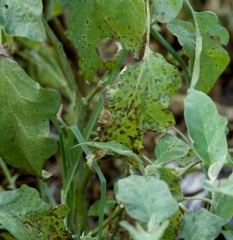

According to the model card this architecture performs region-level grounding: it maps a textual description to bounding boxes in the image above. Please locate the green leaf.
[155,134,191,165]
[0,0,45,40]
[115,175,178,223]
[120,220,169,240]
[150,0,183,23]
[88,197,116,216]
[83,141,142,169]
[163,209,183,240]
[203,178,233,197]
[184,89,228,165]
[180,208,224,240]
[222,231,233,240]
[61,0,146,81]
[0,185,72,240]
[99,49,180,151]
[167,12,230,93]
[213,192,233,224]
[0,52,61,178]
[156,167,182,200]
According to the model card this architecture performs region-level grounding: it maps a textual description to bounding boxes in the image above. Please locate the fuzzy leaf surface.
[99,49,180,151]
[184,89,228,165]
[115,175,178,223]
[0,185,72,240]
[120,220,169,240]
[168,12,229,93]
[61,0,146,81]
[150,0,183,23]
[155,133,191,165]
[0,54,60,178]
[0,0,45,40]
[180,208,224,240]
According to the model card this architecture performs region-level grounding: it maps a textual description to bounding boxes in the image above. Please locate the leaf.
[83,141,142,169]
[0,185,72,240]
[115,175,178,223]
[213,192,233,224]
[180,208,224,240]
[163,208,183,240]
[150,0,183,23]
[0,0,45,40]
[0,51,61,178]
[184,89,228,165]
[167,12,230,93]
[156,167,182,200]
[88,197,116,216]
[120,220,169,240]
[222,231,233,240]
[99,49,180,151]
[61,0,146,81]
[155,134,191,165]
[203,178,233,197]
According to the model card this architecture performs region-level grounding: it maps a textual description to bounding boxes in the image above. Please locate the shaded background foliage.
[0,0,233,238]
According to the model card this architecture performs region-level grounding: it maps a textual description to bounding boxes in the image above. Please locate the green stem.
[92,206,125,237]
[180,196,212,205]
[144,0,151,54]
[150,27,191,87]
[172,126,191,145]
[92,161,106,240]
[0,157,16,189]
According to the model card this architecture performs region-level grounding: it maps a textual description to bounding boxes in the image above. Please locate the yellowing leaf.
[0,185,72,240]
[61,0,146,81]
[168,12,229,93]
[98,49,180,151]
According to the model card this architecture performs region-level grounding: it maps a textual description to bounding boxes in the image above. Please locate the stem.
[142,155,154,165]
[0,157,16,189]
[76,166,94,233]
[180,196,212,205]
[144,0,151,53]
[91,206,125,237]
[172,126,191,145]
[150,27,191,87]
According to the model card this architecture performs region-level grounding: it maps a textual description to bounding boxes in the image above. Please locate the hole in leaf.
[3,4,8,9]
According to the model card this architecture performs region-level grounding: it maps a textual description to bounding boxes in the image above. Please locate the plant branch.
[91,206,125,237]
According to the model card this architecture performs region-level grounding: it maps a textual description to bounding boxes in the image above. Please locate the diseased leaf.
[61,0,146,81]
[168,12,230,93]
[98,49,180,151]
[150,0,183,23]
[83,141,142,169]
[115,175,178,223]
[155,133,191,165]
[180,208,224,240]
[0,0,45,40]
[184,89,228,165]
[0,50,61,178]
[0,185,72,240]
